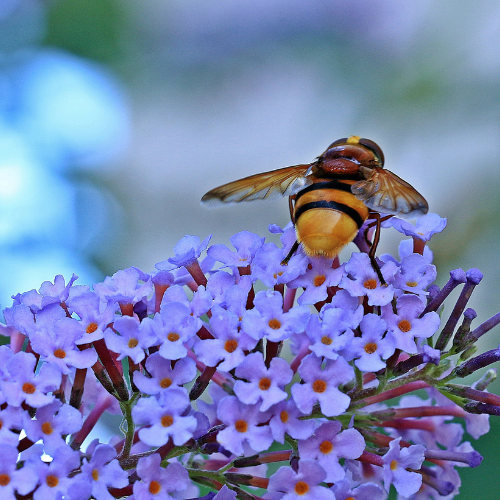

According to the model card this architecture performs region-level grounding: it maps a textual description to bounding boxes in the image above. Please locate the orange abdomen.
[293,179,369,258]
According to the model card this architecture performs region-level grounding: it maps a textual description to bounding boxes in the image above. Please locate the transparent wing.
[351,167,428,218]
[201,164,313,205]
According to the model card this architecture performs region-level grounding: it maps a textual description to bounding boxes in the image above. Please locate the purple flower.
[306,307,356,361]
[27,445,91,500]
[298,421,365,482]
[344,314,396,372]
[80,444,129,500]
[141,301,200,360]
[0,444,39,497]
[393,253,437,299]
[233,352,293,411]
[251,241,308,287]
[30,313,97,374]
[386,213,447,241]
[133,352,196,395]
[340,253,398,306]
[268,399,316,443]
[67,291,117,344]
[104,315,156,363]
[330,474,385,500]
[133,454,190,500]
[11,274,79,312]
[94,267,153,305]
[292,354,353,417]
[165,234,211,268]
[23,401,83,455]
[1,351,61,407]
[216,396,273,456]
[265,460,335,500]
[242,290,310,342]
[382,294,441,354]
[208,231,264,269]
[194,305,258,371]
[382,437,425,497]
[132,387,197,446]
[287,258,345,305]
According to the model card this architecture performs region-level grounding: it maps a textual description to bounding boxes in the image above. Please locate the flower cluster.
[1,213,499,500]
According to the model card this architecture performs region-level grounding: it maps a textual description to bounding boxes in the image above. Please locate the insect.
[201,136,428,265]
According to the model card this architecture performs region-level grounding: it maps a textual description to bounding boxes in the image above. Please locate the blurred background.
[0,0,499,497]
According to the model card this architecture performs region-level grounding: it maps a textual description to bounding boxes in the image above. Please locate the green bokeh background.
[4,0,500,497]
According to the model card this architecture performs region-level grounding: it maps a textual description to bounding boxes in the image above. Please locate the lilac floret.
[382,295,440,354]
[265,459,335,500]
[132,387,197,446]
[165,234,212,268]
[195,305,258,371]
[133,454,190,500]
[340,253,397,306]
[292,353,353,417]
[298,421,365,482]
[1,352,61,407]
[133,352,196,395]
[382,437,425,497]
[287,258,345,305]
[233,352,293,411]
[104,315,156,364]
[208,231,264,269]
[386,213,447,241]
[344,314,396,372]
[80,443,129,500]
[242,289,310,342]
[94,267,153,305]
[216,396,273,456]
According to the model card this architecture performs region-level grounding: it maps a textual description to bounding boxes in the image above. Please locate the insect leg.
[288,195,296,223]
[281,240,300,266]
[365,213,393,286]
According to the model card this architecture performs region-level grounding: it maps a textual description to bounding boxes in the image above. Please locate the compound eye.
[358,138,385,166]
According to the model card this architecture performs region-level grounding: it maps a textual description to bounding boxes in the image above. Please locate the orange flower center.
[235,420,248,433]
[294,481,309,495]
[22,382,36,394]
[259,377,272,391]
[363,278,377,290]
[149,480,162,495]
[41,422,53,435]
[92,469,99,481]
[54,349,66,359]
[314,275,326,287]
[225,339,238,353]
[312,380,327,393]
[321,336,332,345]
[398,320,412,332]
[161,415,174,427]
[268,318,281,330]
[319,440,333,454]
[46,475,59,488]
[0,474,10,486]
[160,378,172,388]
[86,322,98,334]
[390,459,398,471]
[128,338,139,348]
[280,410,289,423]
[364,342,378,354]
[167,332,180,342]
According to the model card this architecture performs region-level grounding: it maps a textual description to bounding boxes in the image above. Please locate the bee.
[201,136,428,262]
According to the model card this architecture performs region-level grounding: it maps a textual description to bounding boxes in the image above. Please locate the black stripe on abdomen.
[294,200,365,229]
[294,180,352,204]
